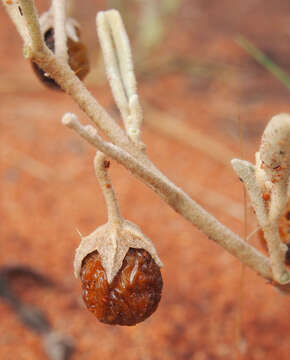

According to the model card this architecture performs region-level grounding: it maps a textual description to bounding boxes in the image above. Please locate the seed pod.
[81,248,162,326]
[74,220,163,326]
[31,14,89,90]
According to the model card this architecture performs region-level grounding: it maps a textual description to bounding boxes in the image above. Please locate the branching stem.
[62,113,272,281]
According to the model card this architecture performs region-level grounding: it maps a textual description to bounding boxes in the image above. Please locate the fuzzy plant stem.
[52,0,68,63]
[2,0,31,46]
[19,0,44,52]
[94,151,123,228]
[97,10,144,147]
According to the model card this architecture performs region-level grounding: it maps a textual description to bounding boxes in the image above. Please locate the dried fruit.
[74,153,163,325]
[31,26,89,90]
[74,219,163,326]
[80,248,163,326]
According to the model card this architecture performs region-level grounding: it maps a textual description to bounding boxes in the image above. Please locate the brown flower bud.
[31,15,89,90]
[80,248,162,326]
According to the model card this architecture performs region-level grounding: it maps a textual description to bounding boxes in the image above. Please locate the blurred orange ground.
[0,1,290,359]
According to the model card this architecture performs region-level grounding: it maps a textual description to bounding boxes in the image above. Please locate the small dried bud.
[81,248,162,326]
[31,15,89,90]
[74,220,163,325]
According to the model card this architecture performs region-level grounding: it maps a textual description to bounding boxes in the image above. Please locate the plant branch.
[97,10,144,147]
[3,0,143,159]
[63,113,273,281]
[231,159,268,227]
[2,0,32,47]
[19,0,44,52]
[52,0,68,63]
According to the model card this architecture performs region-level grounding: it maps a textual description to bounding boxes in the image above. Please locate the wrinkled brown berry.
[80,248,163,326]
[31,28,89,90]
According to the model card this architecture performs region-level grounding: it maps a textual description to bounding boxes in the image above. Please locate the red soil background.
[0,1,289,359]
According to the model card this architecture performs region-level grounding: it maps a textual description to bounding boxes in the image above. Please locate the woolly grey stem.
[231,160,268,227]
[2,0,32,46]
[263,224,290,284]
[52,0,68,63]
[97,10,144,147]
[94,151,123,227]
[19,0,44,52]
